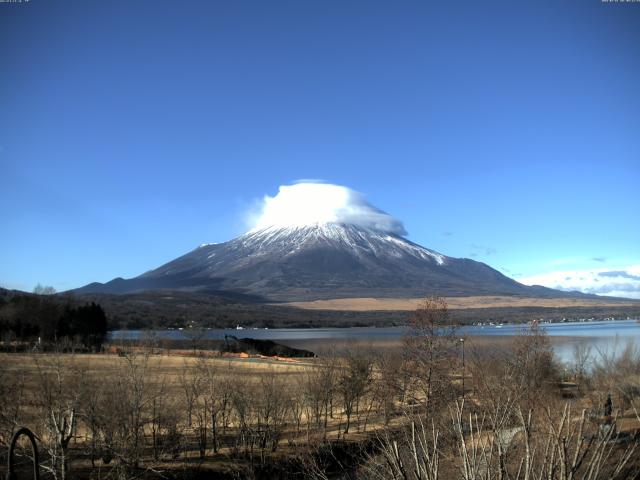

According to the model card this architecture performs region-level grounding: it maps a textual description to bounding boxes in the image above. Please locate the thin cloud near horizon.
[518,264,640,299]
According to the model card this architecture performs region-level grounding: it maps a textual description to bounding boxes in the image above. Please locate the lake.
[110,319,640,364]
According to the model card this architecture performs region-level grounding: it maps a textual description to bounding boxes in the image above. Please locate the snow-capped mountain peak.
[243,223,446,265]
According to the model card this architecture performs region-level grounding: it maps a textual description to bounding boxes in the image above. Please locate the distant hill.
[3,287,637,331]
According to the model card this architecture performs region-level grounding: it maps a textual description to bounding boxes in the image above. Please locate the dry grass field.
[0,348,404,478]
[2,324,640,479]
[286,295,640,311]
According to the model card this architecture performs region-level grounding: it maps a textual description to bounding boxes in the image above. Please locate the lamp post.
[460,337,465,399]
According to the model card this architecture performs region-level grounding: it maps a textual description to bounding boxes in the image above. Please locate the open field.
[277,333,579,356]
[286,295,640,311]
[0,351,315,378]
[0,349,406,478]
[2,327,640,479]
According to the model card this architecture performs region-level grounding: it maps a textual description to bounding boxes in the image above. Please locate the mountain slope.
[75,223,575,301]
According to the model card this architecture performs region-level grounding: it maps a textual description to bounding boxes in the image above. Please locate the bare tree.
[78,374,104,468]
[33,284,57,295]
[33,353,83,480]
[510,321,559,408]
[467,347,524,477]
[369,398,638,480]
[229,375,254,456]
[105,352,154,471]
[255,371,290,461]
[403,297,457,412]
[200,360,234,454]
[376,350,407,425]
[338,350,373,435]
[304,358,338,441]
[149,375,175,461]
[367,416,440,480]
[289,374,306,437]
[592,340,640,424]
[180,360,200,427]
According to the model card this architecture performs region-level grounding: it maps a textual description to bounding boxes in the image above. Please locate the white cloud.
[519,264,640,299]
[248,182,407,235]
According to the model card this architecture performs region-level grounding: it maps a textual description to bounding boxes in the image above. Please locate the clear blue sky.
[1,0,639,294]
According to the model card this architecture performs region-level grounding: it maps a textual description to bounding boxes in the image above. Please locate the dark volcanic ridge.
[74,223,591,302]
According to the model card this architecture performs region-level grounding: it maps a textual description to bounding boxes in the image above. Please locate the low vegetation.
[1,297,639,479]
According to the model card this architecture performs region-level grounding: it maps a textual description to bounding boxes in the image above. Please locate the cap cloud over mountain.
[249,183,407,235]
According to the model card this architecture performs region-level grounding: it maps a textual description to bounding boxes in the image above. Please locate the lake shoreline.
[109,319,640,365]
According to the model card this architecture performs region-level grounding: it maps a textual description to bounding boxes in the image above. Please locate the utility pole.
[460,337,465,399]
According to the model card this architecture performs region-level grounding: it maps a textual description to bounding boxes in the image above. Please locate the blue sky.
[1,0,639,296]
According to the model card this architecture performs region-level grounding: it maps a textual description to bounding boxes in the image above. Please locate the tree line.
[0,289,107,350]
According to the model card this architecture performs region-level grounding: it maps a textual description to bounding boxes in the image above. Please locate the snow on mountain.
[238,224,446,265]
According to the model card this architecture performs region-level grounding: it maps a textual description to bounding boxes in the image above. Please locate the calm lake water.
[111,319,640,364]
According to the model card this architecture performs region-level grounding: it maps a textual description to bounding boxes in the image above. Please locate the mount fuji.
[75,182,591,302]
[75,221,566,301]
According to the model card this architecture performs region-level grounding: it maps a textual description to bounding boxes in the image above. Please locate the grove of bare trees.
[1,297,639,479]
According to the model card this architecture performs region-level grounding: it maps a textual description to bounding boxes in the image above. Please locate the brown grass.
[285,295,639,311]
